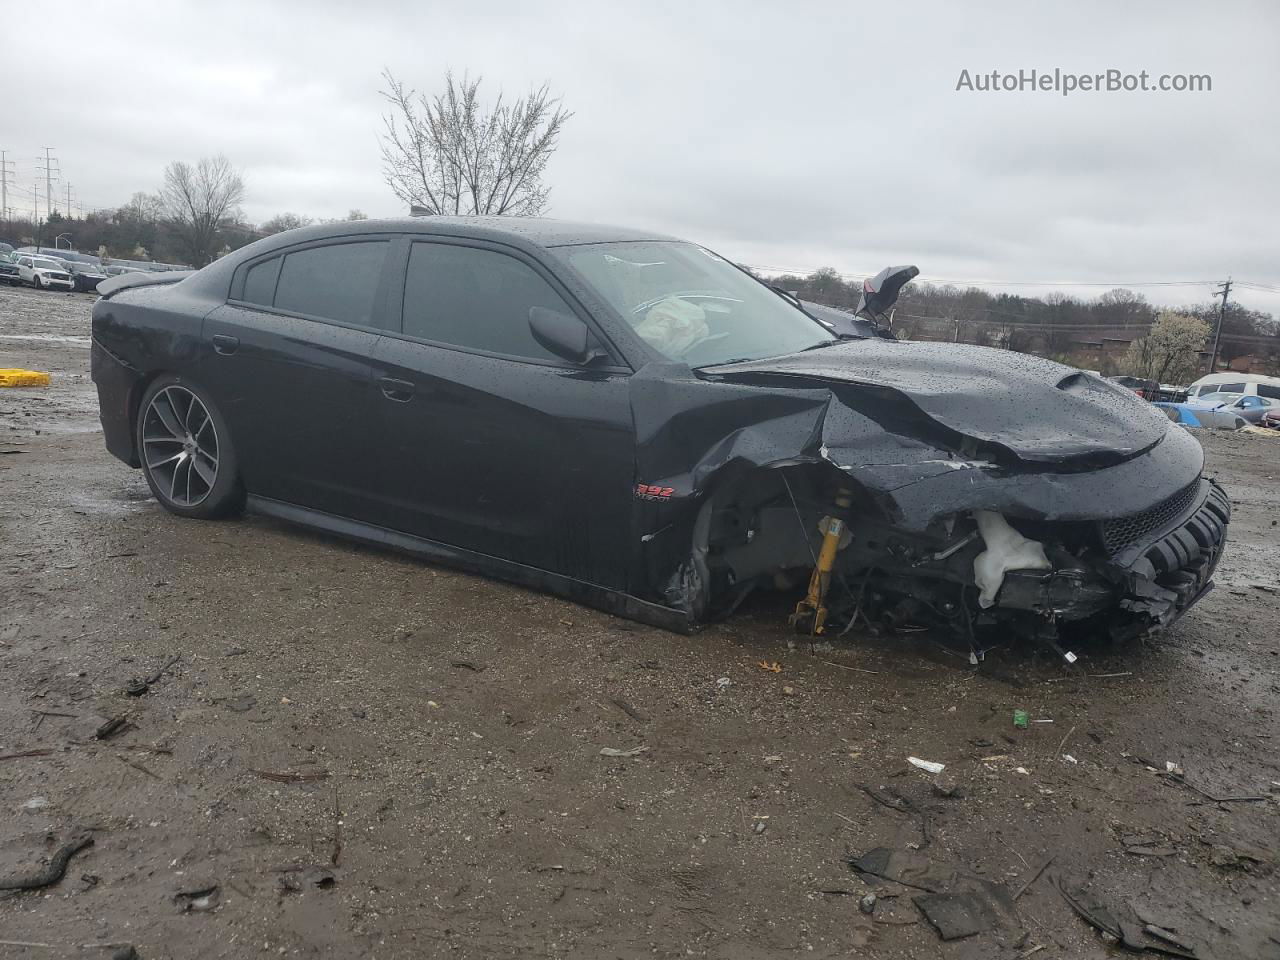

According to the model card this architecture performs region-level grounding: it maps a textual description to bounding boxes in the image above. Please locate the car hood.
[704,340,1171,464]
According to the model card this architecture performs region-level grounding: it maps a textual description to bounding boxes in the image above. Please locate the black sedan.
[69,261,109,293]
[91,218,1228,647]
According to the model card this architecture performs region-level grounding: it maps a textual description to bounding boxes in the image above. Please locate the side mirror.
[529,307,607,365]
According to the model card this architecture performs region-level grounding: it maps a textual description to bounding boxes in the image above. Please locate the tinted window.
[273,241,389,325]
[242,256,282,306]
[402,243,570,362]
[1257,384,1280,401]
[1213,382,1246,394]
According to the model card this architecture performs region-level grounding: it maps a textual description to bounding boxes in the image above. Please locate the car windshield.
[33,258,63,270]
[554,241,830,365]
[1199,392,1241,405]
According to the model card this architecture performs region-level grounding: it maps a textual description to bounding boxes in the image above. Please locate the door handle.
[211,334,239,356]
[379,377,415,402]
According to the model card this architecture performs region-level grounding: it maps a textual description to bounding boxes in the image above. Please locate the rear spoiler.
[97,270,194,299]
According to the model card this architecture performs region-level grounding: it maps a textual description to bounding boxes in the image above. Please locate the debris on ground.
[915,886,1016,941]
[1052,874,1200,957]
[95,714,129,739]
[850,847,1019,942]
[250,768,329,783]
[908,756,945,774]
[277,866,337,893]
[598,745,649,758]
[0,835,94,891]
[173,883,219,913]
[1013,709,1029,729]
[609,697,649,722]
[932,775,963,798]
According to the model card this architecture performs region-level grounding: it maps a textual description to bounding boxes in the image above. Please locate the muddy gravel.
[1,283,1278,959]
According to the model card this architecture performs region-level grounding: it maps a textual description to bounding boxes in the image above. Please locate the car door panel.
[369,339,634,589]
[199,305,381,518]
[367,239,636,589]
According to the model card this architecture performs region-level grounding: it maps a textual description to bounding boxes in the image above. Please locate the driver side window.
[400,242,570,363]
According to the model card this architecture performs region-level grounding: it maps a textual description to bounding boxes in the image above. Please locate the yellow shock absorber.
[791,488,852,635]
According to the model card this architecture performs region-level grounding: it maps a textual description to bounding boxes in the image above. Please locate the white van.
[1185,372,1280,403]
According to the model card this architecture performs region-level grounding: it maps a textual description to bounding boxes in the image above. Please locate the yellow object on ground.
[0,369,52,387]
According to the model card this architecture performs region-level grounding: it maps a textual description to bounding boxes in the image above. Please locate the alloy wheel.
[141,385,219,506]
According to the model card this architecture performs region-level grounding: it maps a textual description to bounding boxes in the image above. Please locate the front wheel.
[33,276,44,290]
[137,376,244,519]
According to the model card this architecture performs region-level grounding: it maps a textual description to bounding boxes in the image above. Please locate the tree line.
[1,156,367,267]
[769,267,1279,378]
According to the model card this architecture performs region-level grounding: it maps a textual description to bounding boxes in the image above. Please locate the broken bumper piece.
[945,478,1228,639]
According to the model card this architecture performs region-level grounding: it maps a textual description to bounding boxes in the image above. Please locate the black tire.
[33,275,44,290]
[137,374,244,519]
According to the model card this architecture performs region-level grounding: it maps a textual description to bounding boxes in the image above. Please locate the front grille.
[1101,481,1199,555]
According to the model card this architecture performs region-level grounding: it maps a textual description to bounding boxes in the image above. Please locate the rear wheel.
[137,376,243,519]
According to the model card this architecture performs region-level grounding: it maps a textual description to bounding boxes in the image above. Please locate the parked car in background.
[1186,373,1280,404]
[104,264,147,277]
[0,252,21,286]
[1187,392,1275,424]
[1106,375,1160,399]
[16,254,74,291]
[1153,402,1247,430]
[1261,408,1280,429]
[68,261,109,293]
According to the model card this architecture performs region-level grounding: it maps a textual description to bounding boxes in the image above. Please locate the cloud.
[6,0,1278,312]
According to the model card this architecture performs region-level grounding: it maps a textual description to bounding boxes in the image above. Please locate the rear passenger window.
[242,257,281,306]
[1258,384,1280,401]
[1214,382,1246,394]
[401,243,570,362]
[273,241,390,326]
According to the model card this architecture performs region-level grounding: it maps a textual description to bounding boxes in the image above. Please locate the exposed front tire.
[137,375,244,519]
[33,276,44,290]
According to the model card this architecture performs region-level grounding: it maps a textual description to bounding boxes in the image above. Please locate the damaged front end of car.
[628,342,1229,647]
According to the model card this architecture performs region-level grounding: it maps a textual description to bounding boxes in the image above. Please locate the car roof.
[268,216,680,250]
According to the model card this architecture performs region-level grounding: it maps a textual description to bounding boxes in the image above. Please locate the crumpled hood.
[706,340,1171,463]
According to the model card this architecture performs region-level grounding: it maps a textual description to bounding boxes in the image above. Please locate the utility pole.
[1208,278,1232,375]
[0,150,13,226]
[38,148,58,218]
[65,181,73,218]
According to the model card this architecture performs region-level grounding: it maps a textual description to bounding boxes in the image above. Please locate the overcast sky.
[5,0,1278,313]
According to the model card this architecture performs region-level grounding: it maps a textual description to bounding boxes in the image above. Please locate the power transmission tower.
[38,148,59,217]
[0,150,14,223]
[1208,278,1232,374]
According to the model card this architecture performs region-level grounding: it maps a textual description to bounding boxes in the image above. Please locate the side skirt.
[245,495,694,634]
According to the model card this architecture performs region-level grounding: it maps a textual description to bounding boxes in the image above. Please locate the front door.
[367,239,635,590]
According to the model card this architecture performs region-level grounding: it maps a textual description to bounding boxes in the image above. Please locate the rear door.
[199,236,396,520]
[366,238,635,588]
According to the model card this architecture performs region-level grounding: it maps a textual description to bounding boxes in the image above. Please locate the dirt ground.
[1,282,1278,960]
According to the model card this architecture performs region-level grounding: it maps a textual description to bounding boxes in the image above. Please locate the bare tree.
[118,191,165,224]
[259,212,313,236]
[160,155,245,266]
[379,70,571,217]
